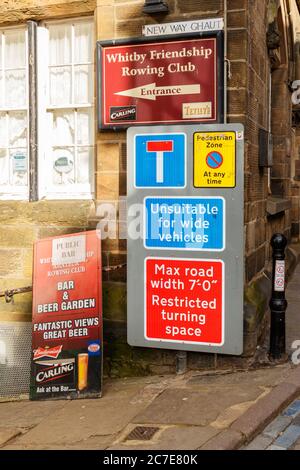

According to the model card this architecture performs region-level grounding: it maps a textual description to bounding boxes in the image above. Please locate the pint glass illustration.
[78,353,89,391]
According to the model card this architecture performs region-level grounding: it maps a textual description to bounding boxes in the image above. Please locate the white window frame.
[37,17,95,200]
[0,26,29,200]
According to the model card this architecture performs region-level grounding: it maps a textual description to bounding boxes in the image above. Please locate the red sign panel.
[145,258,224,345]
[98,34,224,129]
[147,141,173,152]
[30,231,102,400]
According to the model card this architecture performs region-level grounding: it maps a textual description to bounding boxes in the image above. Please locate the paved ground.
[243,398,300,450]
[0,365,298,450]
[0,253,300,451]
[242,261,300,451]
[286,258,300,357]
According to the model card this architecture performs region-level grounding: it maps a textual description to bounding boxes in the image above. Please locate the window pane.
[77,146,93,184]
[5,70,26,108]
[77,109,93,145]
[0,112,6,147]
[52,147,75,185]
[5,30,25,68]
[74,65,93,104]
[0,149,8,185]
[8,111,27,147]
[74,23,93,64]
[10,148,27,186]
[0,28,28,196]
[49,24,71,66]
[52,110,74,146]
[49,66,71,106]
[45,20,94,196]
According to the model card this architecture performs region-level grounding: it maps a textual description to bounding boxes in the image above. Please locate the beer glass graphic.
[78,353,89,391]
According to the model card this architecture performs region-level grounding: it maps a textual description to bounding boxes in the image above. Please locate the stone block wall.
[94,0,298,374]
[0,0,299,377]
[0,201,94,324]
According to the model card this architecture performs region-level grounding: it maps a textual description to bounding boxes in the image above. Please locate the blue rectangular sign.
[135,133,186,188]
[145,197,225,251]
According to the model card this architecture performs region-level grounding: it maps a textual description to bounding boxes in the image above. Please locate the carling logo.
[110,106,136,121]
[35,358,75,384]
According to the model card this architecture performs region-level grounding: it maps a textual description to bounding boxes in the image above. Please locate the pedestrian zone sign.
[135,133,186,188]
[194,131,236,188]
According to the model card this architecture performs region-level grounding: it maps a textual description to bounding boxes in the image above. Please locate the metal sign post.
[127,124,244,356]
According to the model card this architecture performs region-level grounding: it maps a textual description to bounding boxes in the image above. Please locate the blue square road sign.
[135,133,186,188]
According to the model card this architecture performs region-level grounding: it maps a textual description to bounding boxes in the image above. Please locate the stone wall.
[0,201,94,324]
[0,0,299,377]
[0,0,96,24]
[94,0,299,375]
[0,1,97,366]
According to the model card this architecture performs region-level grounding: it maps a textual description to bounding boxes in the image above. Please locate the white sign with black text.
[142,18,224,37]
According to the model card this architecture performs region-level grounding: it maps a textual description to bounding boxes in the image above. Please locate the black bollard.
[269,233,288,360]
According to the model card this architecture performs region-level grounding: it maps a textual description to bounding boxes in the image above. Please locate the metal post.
[269,233,288,360]
[176,351,187,375]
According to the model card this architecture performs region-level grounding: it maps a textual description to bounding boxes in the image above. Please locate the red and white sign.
[32,232,102,351]
[98,36,223,128]
[275,260,285,292]
[33,346,63,360]
[30,231,103,400]
[145,258,224,345]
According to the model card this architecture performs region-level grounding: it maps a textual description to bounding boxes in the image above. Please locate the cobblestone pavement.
[241,251,300,451]
[243,398,300,450]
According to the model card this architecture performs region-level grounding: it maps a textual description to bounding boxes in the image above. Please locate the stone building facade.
[0,0,300,384]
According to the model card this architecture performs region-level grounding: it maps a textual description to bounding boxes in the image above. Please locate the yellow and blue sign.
[144,197,225,251]
[135,133,186,187]
[194,131,236,188]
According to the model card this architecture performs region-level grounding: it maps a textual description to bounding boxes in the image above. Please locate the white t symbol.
[146,140,173,183]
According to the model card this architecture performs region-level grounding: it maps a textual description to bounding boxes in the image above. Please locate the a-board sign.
[127,124,244,356]
[97,32,224,129]
[30,231,102,400]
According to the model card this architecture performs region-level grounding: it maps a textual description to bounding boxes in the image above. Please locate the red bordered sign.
[30,231,103,401]
[145,257,224,346]
[97,32,224,129]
